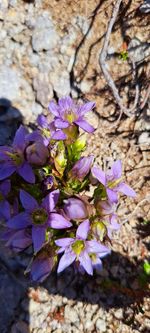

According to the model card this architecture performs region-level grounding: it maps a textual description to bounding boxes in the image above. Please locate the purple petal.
[51,130,67,140]
[26,130,43,143]
[54,118,69,129]
[111,160,122,179]
[32,226,45,253]
[58,96,73,110]
[18,162,35,183]
[86,240,111,256]
[7,229,32,252]
[64,198,88,220]
[106,188,118,203]
[76,219,90,240]
[79,102,96,116]
[91,166,106,186]
[48,213,72,229]
[31,257,53,282]
[117,182,136,197]
[71,155,94,180]
[75,119,95,133]
[0,162,16,180]
[57,250,76,273]
[13,125,28,151]
[0,200,10,220]
[42,190,60,213]
[7,212,32,229]
[0,179,11,196]
[92,256,102,272]
[0,146,13,161]
[48,101,59,116]
[20,190,38,212]
[79,250,93,275]
[37,114,48,128]
[55,238,74,247]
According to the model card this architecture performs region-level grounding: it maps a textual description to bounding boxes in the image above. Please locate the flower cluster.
[0,96,136,282]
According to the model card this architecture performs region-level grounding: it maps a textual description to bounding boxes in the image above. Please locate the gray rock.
[138,132,150,144]
[0,67,21,100]
[114,309,123,320]
[0,266,25,333]
[33,74,53,107]
[139,0,150,13]
[50,71,70,97]
[128,37,150,63]
[64,306,79,323]
[96,318,107,332]
[32,12,59,52]
[0,0,8,10]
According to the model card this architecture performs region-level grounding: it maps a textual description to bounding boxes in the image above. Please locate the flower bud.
[73,134,87,152]
[26,142,49,166]
[63,197,88,220]
[54,141,67,176]
[70,155,94,181]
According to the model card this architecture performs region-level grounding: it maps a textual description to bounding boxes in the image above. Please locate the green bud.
[92,221,107,242]
[73,134,87,152]
[54,141,67,176]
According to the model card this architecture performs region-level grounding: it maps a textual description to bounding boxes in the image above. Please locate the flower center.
[32,208,48,225]
[64,110,76,123]
[72,240,85,256]
[107,178,121,189]
[6,151,23,166]
[42,128,51,139]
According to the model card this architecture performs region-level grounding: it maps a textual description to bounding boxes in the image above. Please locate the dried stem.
[99,0,139,118]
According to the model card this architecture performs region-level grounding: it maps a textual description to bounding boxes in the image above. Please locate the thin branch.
[140,83,150,110]
[99,0,139,117]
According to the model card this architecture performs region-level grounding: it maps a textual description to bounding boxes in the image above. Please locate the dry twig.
[99,0,140,118]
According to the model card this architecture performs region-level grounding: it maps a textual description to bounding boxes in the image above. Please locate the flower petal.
[75,119,95,133]
[31,257,53,282]
[111,160,122,179]
[106,188,118,203]
[13,125,28,151]
[37,114,48,128]
[55,238,74,248]
[48,213,72,229]
[86,240,111,256]
[51,130,67,140]
[48,101,59,116]
[18,162,35,184]
[0,162,16,180]
[117,182,136,197]
[0,200,10,220]
[79,101,96,115]
[7,212,32,229]
[32,226,45,253]
[76,219,90,240]
[57,250,76,273]
[7,229,32,252]
[42,190,60,213]
[20,190,38,212]
[79,250,93,275]
[0,179,11,196]
[64,198,88,220]
[91,166,106,186]
[54,118,69,129]
[58,96,73,110]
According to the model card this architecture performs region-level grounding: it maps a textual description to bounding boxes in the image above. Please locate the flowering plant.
[0,97,136,282]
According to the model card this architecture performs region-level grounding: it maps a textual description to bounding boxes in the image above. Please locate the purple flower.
[27,115,66,147]
[55,219,110,275]
[0,126,35,183]
[30,249,55,282]
[49,97,95,133]
[0,180,11,220]
[93,200,120,239]
[7,189,72,253]
[92,160,136,203]
[2,228,32,252]
[63,197,88,221]
[70,155,94,180]
[26,142,49,166]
